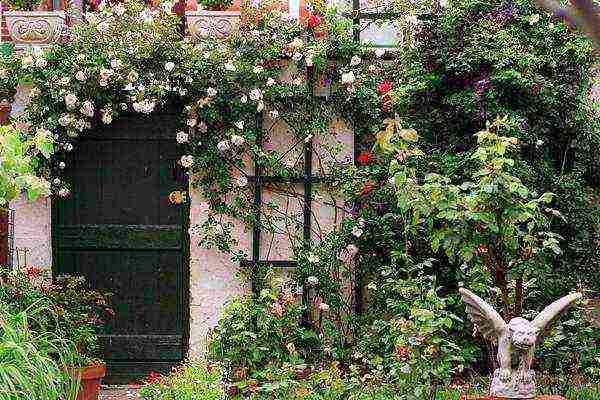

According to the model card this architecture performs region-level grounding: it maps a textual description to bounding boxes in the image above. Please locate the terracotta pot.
[185,10,240,40]
[71,363,106,400]
[3,10,66,49]
[0,100,11,125]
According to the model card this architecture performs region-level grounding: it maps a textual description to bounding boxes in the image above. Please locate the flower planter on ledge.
[185,10,240,41]
[4,11,66,49]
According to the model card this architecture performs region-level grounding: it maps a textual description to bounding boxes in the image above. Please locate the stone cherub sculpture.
[459,288,582,399]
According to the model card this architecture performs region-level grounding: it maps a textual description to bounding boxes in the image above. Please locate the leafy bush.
[0,267,114,366]
[209,287,322,382]
[199,0,234,11]
[354,267,468,398]
[138,360,225,400]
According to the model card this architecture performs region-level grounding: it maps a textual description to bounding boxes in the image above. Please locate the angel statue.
[459,288,582,399]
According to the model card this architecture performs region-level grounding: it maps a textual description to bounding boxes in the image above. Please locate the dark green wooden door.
[52,114,189,381]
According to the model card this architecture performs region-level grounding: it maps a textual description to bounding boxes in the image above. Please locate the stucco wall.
[8,84,353,357]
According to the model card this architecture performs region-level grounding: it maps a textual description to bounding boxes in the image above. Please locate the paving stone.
[99,385,141,400]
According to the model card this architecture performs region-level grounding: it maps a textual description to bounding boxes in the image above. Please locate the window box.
[185,10,240,41]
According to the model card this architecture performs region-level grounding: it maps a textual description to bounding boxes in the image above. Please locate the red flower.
[144,371,164,385]
[357,151,373,165]
[377,80,392,95]
[308,13,323,29]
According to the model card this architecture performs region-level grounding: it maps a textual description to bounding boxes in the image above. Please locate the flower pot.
[185,10,240,41]
[0,100,11,125]
[4,10,66,49]
[70,363,106,400]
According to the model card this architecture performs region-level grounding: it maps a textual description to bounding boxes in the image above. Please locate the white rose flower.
[318,302,330,312]
[290,37,303,49]
[350,55,361,66]
[341,71,355,85]
[80,101,95,117]
[99,79,109,87]
[307,276,319,286]
[306,56,313,67]
[375,48,386,58]
[235,120,244,130]
[110,59,121,69]
[269,110,279,119]
[207,87,217,97]
[187,118,197,127]
[64,93,78,109]
[231,135,245,146]
[307,253,320,263]
[75,71,87,81]
[176,131,189,143]
[292,52,303,61]
[217,140,230,152]
[165,61,175,72]
[529,14,540,25]
[352,226,363,238]
[101,110,113,124]
[180,155,194,168]
[253,65,264,74]
[240,95,248,103]
[266,78,275,86]
[98,21,109,33]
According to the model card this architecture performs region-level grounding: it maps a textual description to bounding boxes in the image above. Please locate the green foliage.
[0,44,19,102]
[2,0,42,11]
[0,267,114,367]
[355,266,468,397]
[138,360,225,400]
[199,0,234,11]
[0,304,79,400]
[390,123,563,317]
[209,287,322,379]
[0,126,52,207]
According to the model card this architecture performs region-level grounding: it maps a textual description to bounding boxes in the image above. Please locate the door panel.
[52,114,189,378]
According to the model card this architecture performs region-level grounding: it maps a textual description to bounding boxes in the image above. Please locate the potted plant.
[185,0,240,41]
[0,268,114,400]
[3,0,66,49]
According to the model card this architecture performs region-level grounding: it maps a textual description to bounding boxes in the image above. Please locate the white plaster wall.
[9,193,52,269]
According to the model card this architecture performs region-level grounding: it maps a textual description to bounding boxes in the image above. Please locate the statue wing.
[459,288,507,340]
[531,292,582,335]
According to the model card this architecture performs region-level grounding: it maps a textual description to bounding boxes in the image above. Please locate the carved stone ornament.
[4,11,66,49]
[459,288,582,399]
[185,10,240,41]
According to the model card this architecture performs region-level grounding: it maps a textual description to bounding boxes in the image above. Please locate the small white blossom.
[266,78,276,86]
[307,253,320,263]
[176,131,189,143]
[35,58,47,68]
[350,55,361,66]
[180,155,194,168]
[375,48,386,58]
[240,95,248,103]
[164,61,175,72]
[352,226,363,238]
[253,65,264,74]
[307,276,319,286]
[75,71,87,81]
[269,110,279,119]
[224,62,236,72]
[217,140,230,152]
[231,134,245,146]
[341,71,355,85]
[64,93,78,109]
[207,87,217,97]
[235,120,245,130]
